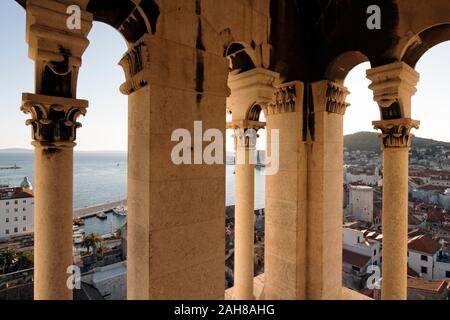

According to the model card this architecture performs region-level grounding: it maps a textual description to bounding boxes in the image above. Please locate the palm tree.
[0,249,18,274]
[96,243,109,255]
[15,251,33,271]
[81,233,102,254]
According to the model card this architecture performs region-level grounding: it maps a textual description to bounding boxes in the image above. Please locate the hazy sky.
[1,1,449,152]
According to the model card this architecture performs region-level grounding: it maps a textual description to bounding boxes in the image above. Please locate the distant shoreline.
[74,199,127,218]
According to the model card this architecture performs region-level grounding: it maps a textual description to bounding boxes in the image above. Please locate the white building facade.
[348,185,374,223]
[343,227,381,268]
[0,178,34,239]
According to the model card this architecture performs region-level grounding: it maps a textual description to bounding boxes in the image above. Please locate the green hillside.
[344,131,450,152]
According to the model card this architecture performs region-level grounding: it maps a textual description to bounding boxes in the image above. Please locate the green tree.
[14,251,34,271]
[81,233,102,254]
[0,249,18,274]
[96,243,109,255]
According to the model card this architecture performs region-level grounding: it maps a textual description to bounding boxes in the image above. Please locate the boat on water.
[0,164,22,170]
[74,217,85,226]
[73,234,84,244]
[73,225,80,232]
[96,212,107,220]
[113,207,127,217]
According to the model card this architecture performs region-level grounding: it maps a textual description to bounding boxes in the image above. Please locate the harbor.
[72,200,128,245]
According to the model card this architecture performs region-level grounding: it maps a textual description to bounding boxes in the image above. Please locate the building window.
[23,200,26,204]
[352,266,360,272]
[14,217,18,222]
[23,216,26,221]
[446,271,450,278]
[6,201,9,205]
[421,255,428,262]
[14,227,18,233]
[23,208,26,212]
[5,229,9,235]
[374,249,377,256]
[5,218,9,223]
[23,227,26,232]
[373,261,378,266]
[421,266,428,274]
[14,200,18,205]
[14,208,18,213]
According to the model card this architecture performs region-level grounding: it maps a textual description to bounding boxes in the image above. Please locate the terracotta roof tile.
[343,249,371,268]
[408,235,441,255]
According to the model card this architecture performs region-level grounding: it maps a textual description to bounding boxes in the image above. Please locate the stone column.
[226,68,279,299]
[307,80,350,299]
[22,1,92,300]
[21,94,88,300]
[123,34,229,300]
[373,119,419,300]
[367,62,420,300]
[228,121,263,300]
[263,81,308,299]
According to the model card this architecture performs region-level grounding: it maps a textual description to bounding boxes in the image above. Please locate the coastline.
[74,199,127,218]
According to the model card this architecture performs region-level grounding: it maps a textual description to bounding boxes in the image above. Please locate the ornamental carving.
[265,84,297,115]
[119,42,150,95]
[21,94,88,146]
[373,118,420,149]
[325,82,350,115]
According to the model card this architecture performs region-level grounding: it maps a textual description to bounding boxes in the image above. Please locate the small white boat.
[73,234,84,244]
[96,212,107,220]
[73,225,80,232]
[113,207,127,216]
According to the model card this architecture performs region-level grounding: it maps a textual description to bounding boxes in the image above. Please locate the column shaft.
[381,148,409,299]
[34,146,73,300]
[234,146,255,299]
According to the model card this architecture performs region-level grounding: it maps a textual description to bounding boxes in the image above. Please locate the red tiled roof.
[408,277,448,293]
[408,235,441,255]
[426,210,446,223]
[342,249,371,268]
[0,187,34,200]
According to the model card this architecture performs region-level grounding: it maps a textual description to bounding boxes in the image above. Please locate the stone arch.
[324,51,370,84]
[225,41,258,74]
[85,0,159,45]
[246,103,263,121]
[401,24,450,68]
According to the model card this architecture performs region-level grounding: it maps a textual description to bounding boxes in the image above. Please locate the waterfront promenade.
[74,200,127,218]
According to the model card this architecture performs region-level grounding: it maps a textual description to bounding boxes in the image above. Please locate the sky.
[0,1,449,152]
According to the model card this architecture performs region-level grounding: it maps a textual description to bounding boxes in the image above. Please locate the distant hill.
[344,131,450,152]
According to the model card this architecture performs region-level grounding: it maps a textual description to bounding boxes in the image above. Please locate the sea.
[0,151,265,210]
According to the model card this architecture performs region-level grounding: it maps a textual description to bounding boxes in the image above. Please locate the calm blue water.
[82,212,127,236]
[0,152,265,210]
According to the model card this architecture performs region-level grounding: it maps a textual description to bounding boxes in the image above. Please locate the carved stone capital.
[372,118,420,149]
[311,80,350,115]
[325,81,350,115]
[265,81,304,115]
[227,120,264,149]
[119,42,151,95]
[21,93,88,148]
[367,62,419,119]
